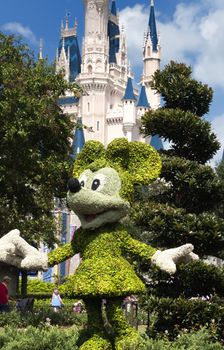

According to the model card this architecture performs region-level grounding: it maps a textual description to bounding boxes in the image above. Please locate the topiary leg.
[79,298,112,350]
[106,298,144,350]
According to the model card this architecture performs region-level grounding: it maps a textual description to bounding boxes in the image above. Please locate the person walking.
[51,288,63,312]
[0,276,11,312]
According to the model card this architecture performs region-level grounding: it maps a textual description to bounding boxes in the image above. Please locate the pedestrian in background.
[0,276,11,312]
[51,288,64,312]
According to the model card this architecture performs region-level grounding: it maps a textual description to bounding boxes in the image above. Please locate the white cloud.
[119,4,147,70]
[120,1,224,165]
[120,1,224,89]
[1,22,38,46]
[211,115,224,166]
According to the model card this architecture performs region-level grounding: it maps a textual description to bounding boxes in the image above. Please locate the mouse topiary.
[0,138,198,350]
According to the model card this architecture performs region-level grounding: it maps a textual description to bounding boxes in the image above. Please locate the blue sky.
[0,0,224,164]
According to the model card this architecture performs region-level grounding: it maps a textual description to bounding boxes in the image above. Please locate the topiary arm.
[123,236,199,275]
[48,242,77,267]
[123,236,157,262]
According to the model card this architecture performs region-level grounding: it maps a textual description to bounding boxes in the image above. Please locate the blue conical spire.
[122,77,137,101]
[137,85,150,108]
[111,0,117,16]
[148,0,158,52]
[71,118,85,159]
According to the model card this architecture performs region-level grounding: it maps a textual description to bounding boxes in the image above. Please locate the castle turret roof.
[148,0,158,52]
[111,0,117,16]
[122,77,137,101]
[71,118,85,159]
[137,85,150,108]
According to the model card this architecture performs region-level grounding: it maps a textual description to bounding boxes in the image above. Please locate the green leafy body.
[49,223,156,297]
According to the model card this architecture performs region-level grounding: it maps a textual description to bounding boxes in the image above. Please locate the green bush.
[145,262,224,298]
[0,307,87,328]
[0,326,222,350]
[0,326,79,350]
[142,328,223,349]
[140,295,224,342]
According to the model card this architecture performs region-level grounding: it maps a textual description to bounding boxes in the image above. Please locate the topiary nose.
[67,178,81,193]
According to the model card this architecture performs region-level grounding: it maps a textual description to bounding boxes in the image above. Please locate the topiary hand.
[151,244,199,274]
[0,229,48,271]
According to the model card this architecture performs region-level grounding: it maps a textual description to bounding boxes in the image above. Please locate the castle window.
[97,121,100,131]
[96,59,102,72]
[88,65,93,74]
[88,102,90,113]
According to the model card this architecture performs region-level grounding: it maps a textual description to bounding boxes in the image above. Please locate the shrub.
[0,307,87,328]
[142,328,223,349]
[140,295,224,342]
[0,326,79,350]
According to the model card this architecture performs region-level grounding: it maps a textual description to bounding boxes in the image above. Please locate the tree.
[129,61,224,339]
[0,33,82,246]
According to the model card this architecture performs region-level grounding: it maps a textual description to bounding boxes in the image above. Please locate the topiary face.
[67,138,162,230]
[67,167,130,229]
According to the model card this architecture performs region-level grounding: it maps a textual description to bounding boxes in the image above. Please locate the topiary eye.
[79,174,88,188]
[91,179,100,190]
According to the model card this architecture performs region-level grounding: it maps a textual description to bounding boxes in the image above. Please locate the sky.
[0,0,224,165]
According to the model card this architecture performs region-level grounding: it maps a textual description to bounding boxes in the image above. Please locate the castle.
[56,0,162,149]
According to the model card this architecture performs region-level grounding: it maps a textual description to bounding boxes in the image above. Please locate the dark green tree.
[130,61,224,339]
[0,33,82,246]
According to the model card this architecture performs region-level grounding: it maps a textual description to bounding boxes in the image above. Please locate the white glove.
[0,229,48,271]
[151,244,199,274]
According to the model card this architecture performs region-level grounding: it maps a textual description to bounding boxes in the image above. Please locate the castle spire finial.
[151,0,154,6]
[65,11,70,30]
[61,20,64,38]
[39,38,43,60]
[74,18,78,36]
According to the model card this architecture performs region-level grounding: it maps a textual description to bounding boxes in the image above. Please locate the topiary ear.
[128,142,162,185]
[73,140,106,177]
[106,138,129,169]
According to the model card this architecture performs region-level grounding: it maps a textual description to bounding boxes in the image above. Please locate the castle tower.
[122,77,137,141]
[141,0,161,109]
[56,15,81,82]
[81,0,109,75]
[56,16,81,117]
[78,0,130,145]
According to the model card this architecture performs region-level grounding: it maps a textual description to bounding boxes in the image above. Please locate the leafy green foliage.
[131,201,224,257]
[0,324,222,350]
[0,326,79,350]
[160,155,222,213]
[151,61,213,117]
[141,295,224,342]
[49,224,157,297]
[133,60,224,340]
[143,328,223,350]
[147,261,224,298]
[141,109,219,163]
[0,33,81,245]
[0,306,86,328]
